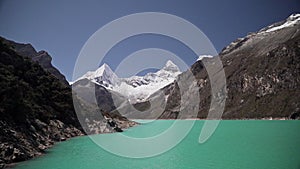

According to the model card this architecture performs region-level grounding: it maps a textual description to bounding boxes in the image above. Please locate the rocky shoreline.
[0,119,84,169]
[0,117,137,169]
[84,115,138,134]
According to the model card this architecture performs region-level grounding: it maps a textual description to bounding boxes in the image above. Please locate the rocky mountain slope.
[0,37,136,168]
[72,78,136,134]
[157,13,300,119]
[0,39,83,167]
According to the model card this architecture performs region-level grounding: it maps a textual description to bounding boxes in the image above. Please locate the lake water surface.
[14,120,300,169]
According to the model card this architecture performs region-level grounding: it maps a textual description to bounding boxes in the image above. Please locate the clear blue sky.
[0,0,299,81]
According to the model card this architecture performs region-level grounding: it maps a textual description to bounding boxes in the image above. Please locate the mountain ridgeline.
[74,14,300,120]
[159,14,300,119]
[0,37,69,86]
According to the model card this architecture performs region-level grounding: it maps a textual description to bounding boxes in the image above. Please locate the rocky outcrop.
[0,119,83,166]
[290,110,300,120]
[84,114,137,134]
[0,37,69,86]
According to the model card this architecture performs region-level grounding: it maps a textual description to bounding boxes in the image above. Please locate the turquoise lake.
[14,120,300,169]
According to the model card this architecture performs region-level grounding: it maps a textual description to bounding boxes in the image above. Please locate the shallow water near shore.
[14,120,300,169]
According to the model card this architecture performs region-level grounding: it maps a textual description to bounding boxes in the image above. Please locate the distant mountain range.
[74,13,300,119]
[73,60,181,103]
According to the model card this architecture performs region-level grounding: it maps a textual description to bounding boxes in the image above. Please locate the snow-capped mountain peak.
[116,60,181,102]
[143,60,181,84]
[162,60,180,72]
[76,63,119,89]
[74,60,181,103]
[87,63,115,79]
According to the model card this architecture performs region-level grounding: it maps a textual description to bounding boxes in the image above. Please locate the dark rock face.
[0,37,69,86]
[290,110,300,120]
[0,37,137,167]
[0,38,84,167]
[0,120,82,166]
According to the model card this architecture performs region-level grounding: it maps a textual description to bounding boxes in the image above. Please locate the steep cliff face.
[0,37,69,86]
[156,14,300,119]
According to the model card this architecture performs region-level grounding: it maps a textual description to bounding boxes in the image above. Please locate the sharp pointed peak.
[88,63,114,77]
[162,60,180,72]
[166,60,174,64]
[97,63,113,71]
[165,60,176,67]
[100,63,109,68]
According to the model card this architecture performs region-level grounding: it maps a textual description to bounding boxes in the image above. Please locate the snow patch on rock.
[197,55,213,61]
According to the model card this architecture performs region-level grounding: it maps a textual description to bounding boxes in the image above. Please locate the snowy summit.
[74,60,181,103]
[74,63,120,89]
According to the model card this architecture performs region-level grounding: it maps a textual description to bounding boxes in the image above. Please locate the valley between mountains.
[0,13,300,167]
